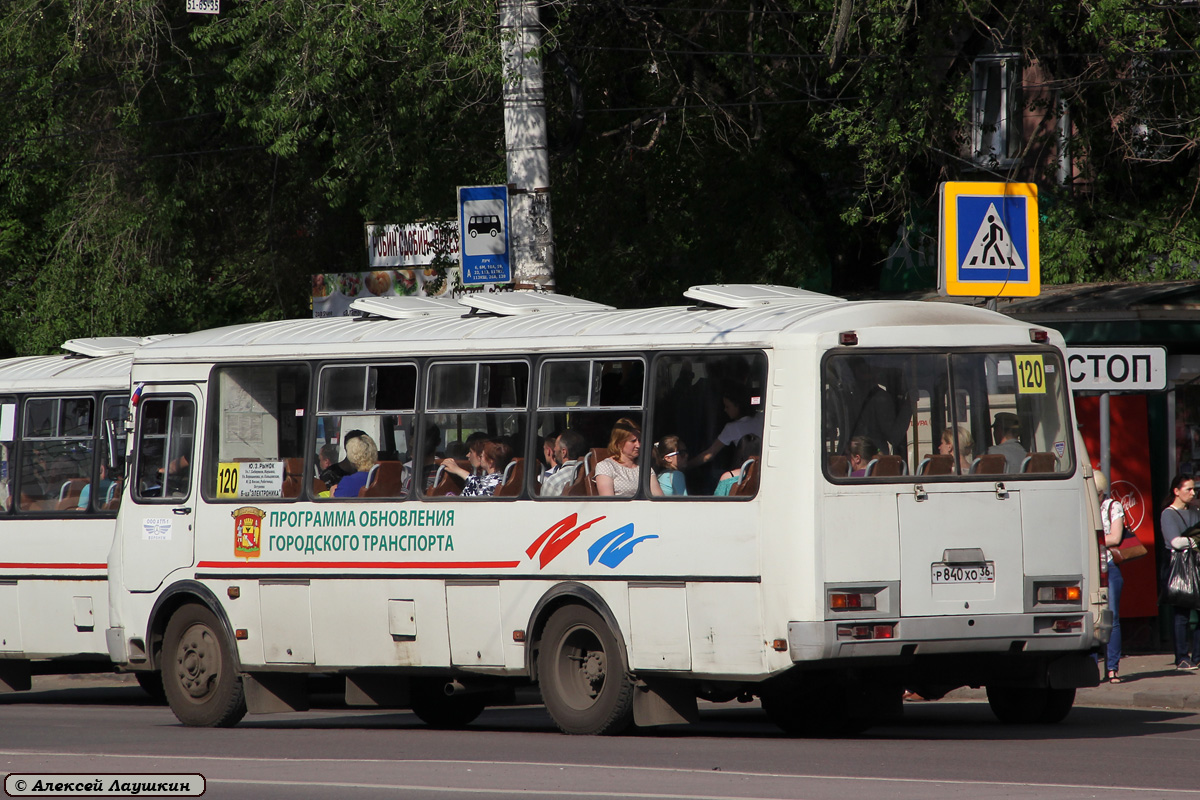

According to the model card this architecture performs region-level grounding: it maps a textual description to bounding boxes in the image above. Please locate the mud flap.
[244,672,310,714]
[633,679,699,727]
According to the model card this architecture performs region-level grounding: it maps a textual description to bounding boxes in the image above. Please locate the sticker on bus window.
[1015,355,1047,394]
[217,461,284,499]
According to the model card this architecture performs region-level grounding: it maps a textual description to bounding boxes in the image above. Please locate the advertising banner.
[1076,394,1159,617]
[311,269,468,318]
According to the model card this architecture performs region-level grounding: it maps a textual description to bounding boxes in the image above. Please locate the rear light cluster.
[829,592,877,611]
[837,623,895,640]
[1051,618,1083,633]
[1037,586,1082,603]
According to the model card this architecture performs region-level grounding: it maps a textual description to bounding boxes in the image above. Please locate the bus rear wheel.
[986,685,1075,724]
[537,605,634,735]
[162,604,246,727]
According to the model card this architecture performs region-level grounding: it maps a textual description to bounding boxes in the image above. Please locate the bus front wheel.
[162,604,247,727]
[986,685,1075,724]
[537,605,634,735]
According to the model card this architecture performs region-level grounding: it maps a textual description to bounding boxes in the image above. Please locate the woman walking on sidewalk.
[1098,472,1126,682]
[1161,475,1200,671]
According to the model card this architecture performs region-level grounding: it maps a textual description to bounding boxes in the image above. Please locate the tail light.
[836,623,896,640]
[829,592,877,611]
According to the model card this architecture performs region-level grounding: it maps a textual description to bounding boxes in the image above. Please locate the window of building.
[972,54,1021,166]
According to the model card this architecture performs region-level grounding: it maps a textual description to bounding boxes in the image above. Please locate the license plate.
[186,0,219,13]
[931,562,995,583]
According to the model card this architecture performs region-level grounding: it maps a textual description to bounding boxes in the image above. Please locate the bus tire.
[537,605,634,735]
[162,604,246,727]
[410,681,486,729]
[135,671,166,704]
[1038,688,1076,723]
[986,685,1074,724]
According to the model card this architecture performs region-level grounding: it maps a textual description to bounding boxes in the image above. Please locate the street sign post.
[939,181,1040,298]
[457,185,511,285]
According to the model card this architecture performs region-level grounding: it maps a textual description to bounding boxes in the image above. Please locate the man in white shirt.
[541,431,588,497]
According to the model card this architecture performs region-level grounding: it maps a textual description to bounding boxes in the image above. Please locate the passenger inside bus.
[596,418,662,497]
[987,412,1027,473]
[653,435,688,496]
[715,434,759,495]
[541,430,587,497]
[847,435,879,477]
[939,425,974,474]
[441,439,512,497]
[691,381,763,471]
[332,434,377,498]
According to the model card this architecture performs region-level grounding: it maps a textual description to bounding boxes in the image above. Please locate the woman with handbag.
[1161,475,1200,671]
[1097,472,1127,682]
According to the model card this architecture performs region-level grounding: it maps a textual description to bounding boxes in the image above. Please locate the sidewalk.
[946,654,1200,711]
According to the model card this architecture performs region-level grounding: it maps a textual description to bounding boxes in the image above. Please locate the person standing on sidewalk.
[1161,475,1200,671]
[1098,472,1127,682]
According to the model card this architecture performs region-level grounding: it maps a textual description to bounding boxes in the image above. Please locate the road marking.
[2,753,1200,795]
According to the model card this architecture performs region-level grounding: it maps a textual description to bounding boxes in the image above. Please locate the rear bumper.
[788,612,1096,662]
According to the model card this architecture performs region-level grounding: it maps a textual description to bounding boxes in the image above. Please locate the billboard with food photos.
[312,268,476,318]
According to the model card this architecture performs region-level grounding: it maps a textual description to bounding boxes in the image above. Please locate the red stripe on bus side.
[196,561,522,570]
[0,563,106,570]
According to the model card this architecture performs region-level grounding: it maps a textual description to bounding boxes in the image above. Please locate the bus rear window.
[823,350,1074,480]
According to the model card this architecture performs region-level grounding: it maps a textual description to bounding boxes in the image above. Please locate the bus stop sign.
[939,181,1039,298]
[458,185,511,284]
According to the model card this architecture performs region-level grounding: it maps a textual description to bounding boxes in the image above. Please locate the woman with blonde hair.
[333,433,379,498]
[939,425,974,473]
[596,418,663,497]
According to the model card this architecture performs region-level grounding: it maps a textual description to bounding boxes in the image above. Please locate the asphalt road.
[1,678,1199,799]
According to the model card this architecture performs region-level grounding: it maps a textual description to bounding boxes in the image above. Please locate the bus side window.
[207,364,311,502]
[650,352,766,498]
[17,395,96,512]
[0,398,14,513]
[422,360,529,500]
[134,398,195,502]
[315,362,416,501]
[534,358,645,499]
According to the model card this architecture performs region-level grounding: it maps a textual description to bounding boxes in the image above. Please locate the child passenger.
[653,436,688,496]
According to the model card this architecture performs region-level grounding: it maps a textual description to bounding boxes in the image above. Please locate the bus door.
[122,388,200,592]
[896,484,1024,617]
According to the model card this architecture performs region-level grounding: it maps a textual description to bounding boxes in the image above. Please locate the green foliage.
[1,0,1198,357]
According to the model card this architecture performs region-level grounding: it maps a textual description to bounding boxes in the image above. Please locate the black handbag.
[1164,547,1200,610]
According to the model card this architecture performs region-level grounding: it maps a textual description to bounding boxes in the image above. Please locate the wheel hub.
[176,625,216,699]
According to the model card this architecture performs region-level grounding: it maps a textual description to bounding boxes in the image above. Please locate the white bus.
[0,338,155,694]
[105,286,1105,734]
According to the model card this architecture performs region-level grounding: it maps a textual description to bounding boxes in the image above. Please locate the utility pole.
[501,0,555,290]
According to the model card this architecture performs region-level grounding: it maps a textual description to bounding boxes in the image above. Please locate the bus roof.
[0,352,133,393]
[133,285,1040,363]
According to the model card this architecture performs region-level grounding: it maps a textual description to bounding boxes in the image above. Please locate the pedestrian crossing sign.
[938,181,1040,297]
